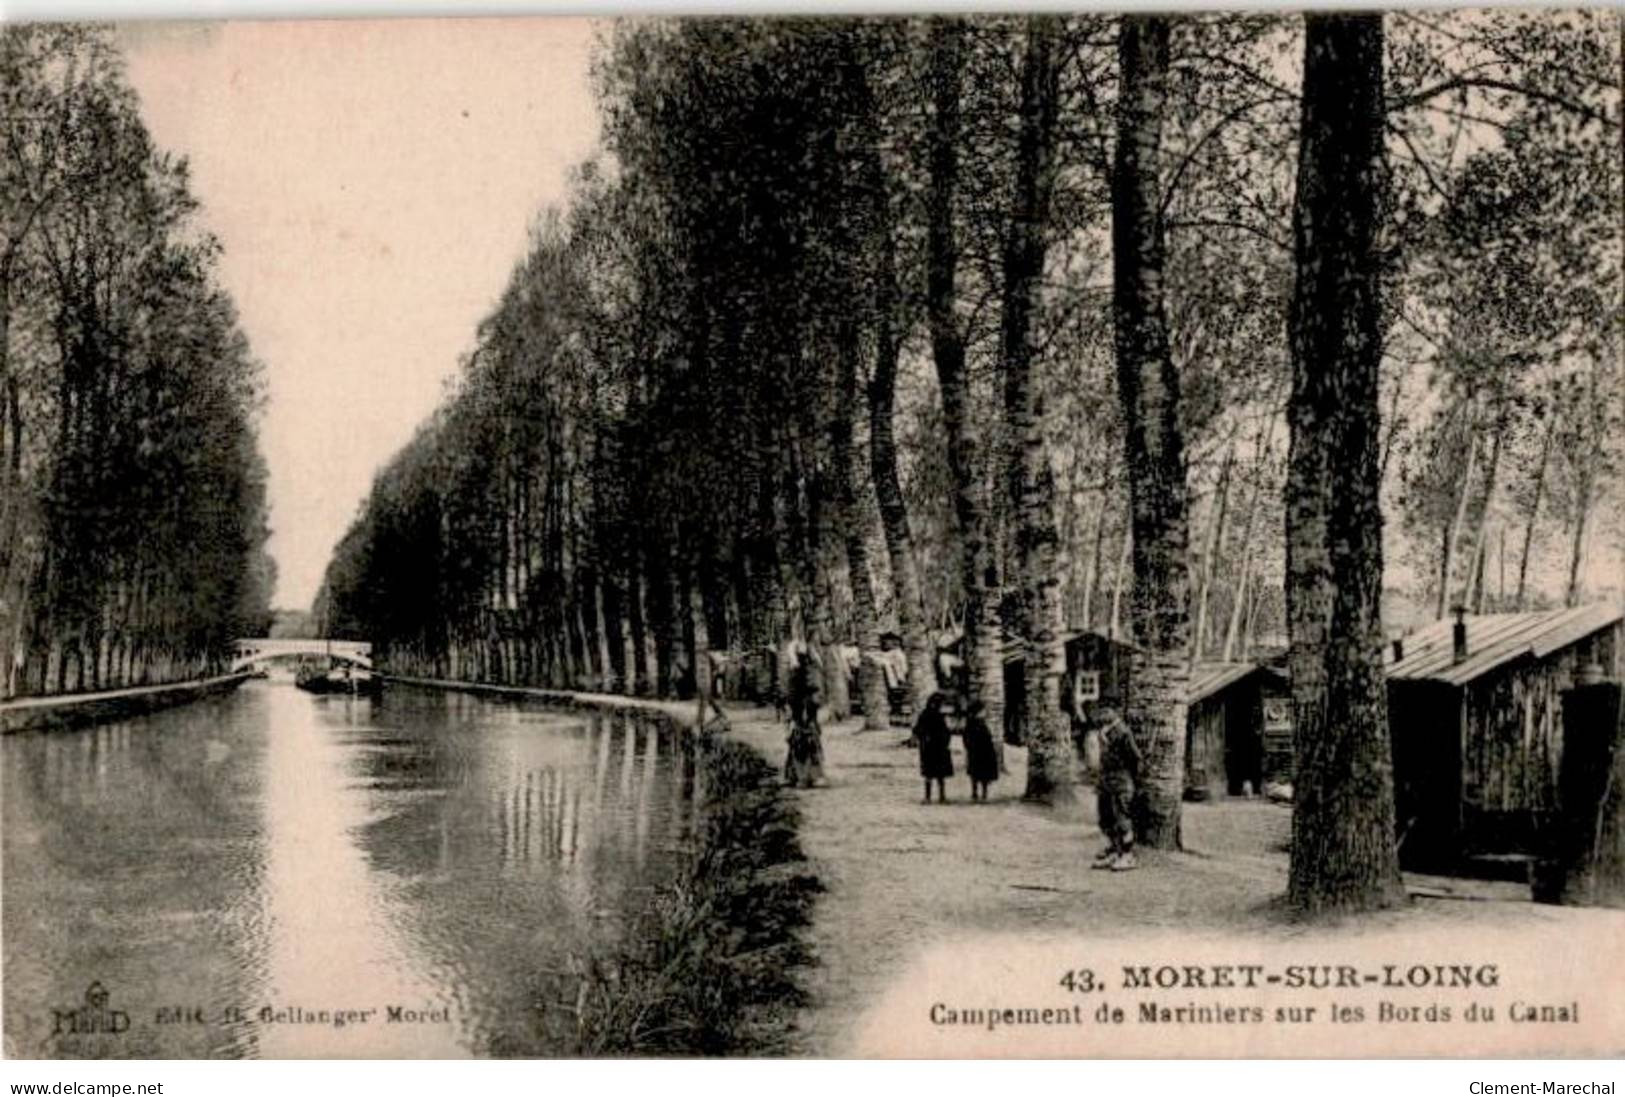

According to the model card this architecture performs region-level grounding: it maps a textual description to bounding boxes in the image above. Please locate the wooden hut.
[1386,603,1625,872]
[1000,630,1138,744]
[1063,630,1137,712]
[1183,662,1290,801]
[1000,633,1285,782]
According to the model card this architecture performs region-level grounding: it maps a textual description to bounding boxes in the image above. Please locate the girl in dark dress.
[913,692,954,803]
[961,700,999,802]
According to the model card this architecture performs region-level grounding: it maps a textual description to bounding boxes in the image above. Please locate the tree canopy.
[1,24,273,698]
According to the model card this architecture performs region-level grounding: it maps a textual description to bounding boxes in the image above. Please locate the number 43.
[1058,969,1099,993]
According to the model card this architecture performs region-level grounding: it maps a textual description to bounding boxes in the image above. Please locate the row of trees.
[1,25,274,699]
[321,13,1621,911]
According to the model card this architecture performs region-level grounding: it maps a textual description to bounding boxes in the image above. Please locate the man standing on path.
[1092,704,1140,871]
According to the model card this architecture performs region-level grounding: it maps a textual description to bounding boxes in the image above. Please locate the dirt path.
[720,703,1612,1056]
[723,705,1294,1054]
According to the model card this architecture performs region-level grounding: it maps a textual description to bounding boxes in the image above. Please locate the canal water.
[2,682,698,1058]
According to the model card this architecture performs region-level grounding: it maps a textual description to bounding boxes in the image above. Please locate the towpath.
[721,704,1602,1056]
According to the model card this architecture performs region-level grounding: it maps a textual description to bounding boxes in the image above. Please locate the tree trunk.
[1565,469,1594,608]
[1285,12,1404,914]
[690,581,711,727]
[1109,517,1130,640]
[1193,435,1236,664]
[1467,535,1489,616]
[0,279,20,693]
[601,568,627,692]
[675,556,696,698]
[628,548,652,696]
[590,575,612,690]
[1436,425,1478,619]
[790,413,850,720]
[868,249,936,724]
[749,394,788,652]
[1463,415,1505,614]
[1564,355,1610,609]
[1377,371,1407,488]
[1496,524,1506,607]
[1080,486,1108,631]
[1515,411,1555,610]
[1222,410,1277,662]
[1002,16,1070,802]
[815,521,852,721]
[926,16,1003,734]
[1111,15,1191,849]
[835,321,889,730]
[857,58,937,726]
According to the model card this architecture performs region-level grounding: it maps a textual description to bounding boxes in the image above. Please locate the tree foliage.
[1,25,272,698]
[317,14,1620,899]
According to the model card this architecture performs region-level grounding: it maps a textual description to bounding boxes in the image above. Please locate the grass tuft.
[562,735,822,1056]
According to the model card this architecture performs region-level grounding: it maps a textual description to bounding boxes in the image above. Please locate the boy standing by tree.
[1092,704,1140,871]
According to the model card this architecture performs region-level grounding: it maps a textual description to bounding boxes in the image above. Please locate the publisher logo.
[51,981,130,1038]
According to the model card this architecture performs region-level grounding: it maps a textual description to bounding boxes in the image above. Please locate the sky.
[118,18,602,610]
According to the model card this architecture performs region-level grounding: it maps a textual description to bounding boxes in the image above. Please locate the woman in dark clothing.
[961,699,999,802]
[913,692,954,803]
[784,649,826,788]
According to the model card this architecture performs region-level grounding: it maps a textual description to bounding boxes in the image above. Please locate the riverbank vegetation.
[0,26,274,700]
[316,14,1620,913]
[565,736,820,1055]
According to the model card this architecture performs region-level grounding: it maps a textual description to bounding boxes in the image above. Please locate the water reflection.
[2,682,694,1058]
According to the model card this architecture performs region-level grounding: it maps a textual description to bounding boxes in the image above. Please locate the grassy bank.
[564,733,822,1056]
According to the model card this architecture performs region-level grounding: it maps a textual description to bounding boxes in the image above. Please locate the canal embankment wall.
[0,673,253,734]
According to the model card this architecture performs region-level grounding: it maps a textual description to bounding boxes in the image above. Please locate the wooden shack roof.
[1064,628,1137,651]
[997,628,1138,664]
[1386,603,1623,687]
[1186,661,1288,705]
[999,635,1273,700]
[1188,662,1257,704]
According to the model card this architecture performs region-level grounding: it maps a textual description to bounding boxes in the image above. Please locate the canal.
[2,681,698,1058]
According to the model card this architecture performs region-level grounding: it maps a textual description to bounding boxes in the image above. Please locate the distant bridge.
[231,638,372,672]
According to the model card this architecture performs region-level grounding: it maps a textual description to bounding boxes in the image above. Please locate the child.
[912,692,954,803]
[1092,705,1140,871]
[784,649,826,788]
[961,699,999,802]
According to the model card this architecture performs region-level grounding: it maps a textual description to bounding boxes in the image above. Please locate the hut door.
[1003,659,1026,745]
[1225,690,1263,795]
